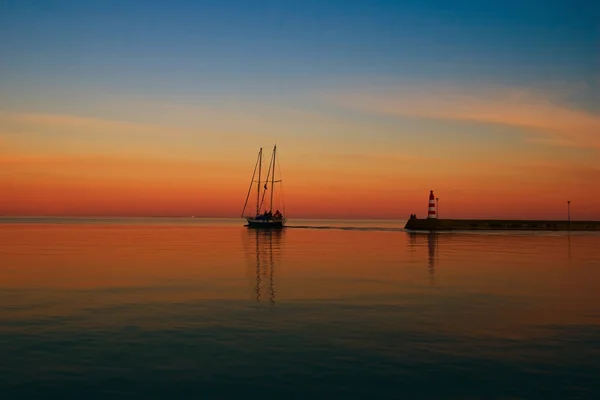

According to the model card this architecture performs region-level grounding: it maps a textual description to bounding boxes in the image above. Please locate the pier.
[404,217,600,231]
[405,190,600,231]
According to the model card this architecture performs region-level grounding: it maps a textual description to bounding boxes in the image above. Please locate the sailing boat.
[241,145,286,228]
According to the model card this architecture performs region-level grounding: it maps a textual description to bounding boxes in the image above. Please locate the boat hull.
[245,217,286,228]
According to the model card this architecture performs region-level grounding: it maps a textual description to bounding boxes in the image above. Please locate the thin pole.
[567,200,571,222]
[256,148,262,216]
[270,145,276,213]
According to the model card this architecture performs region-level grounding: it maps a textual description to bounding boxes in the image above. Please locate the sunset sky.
[1,0,599,219]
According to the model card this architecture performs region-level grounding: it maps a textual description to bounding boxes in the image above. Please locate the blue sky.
[2,0,597,96]
[1,0,598,128]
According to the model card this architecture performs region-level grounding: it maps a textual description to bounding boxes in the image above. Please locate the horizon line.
[0,215,597,222]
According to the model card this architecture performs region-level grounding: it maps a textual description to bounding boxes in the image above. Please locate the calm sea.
[1,217,599,399]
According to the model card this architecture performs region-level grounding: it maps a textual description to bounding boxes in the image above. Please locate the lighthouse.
[428,190,437,219]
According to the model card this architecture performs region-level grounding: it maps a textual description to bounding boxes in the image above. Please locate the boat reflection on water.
[243,228,284,308]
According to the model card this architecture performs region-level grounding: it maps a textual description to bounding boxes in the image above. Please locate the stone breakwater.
[404,218,600,231]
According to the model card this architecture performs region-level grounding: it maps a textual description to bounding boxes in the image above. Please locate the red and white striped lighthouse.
[427,190,437,219]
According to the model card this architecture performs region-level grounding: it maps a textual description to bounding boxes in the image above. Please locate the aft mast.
[269,145,276,213]
[256,147,262,216]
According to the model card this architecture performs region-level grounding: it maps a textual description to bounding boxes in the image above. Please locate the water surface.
[1,218,599,398]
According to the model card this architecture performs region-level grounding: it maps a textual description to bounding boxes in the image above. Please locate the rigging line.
[256,147,262,216]
[259,148,275,212]
[241,150,260,217]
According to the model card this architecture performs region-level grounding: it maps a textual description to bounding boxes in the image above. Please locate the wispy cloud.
[505,161,600,185]
[0,110,270,158]
[0,154,251,197]
[326,82,600,150]
[0,110,227,139]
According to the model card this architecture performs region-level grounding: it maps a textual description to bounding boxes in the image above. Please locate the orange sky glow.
[1,82,599,220]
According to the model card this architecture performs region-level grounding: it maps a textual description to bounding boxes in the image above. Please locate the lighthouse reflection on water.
[427,231,438,284]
